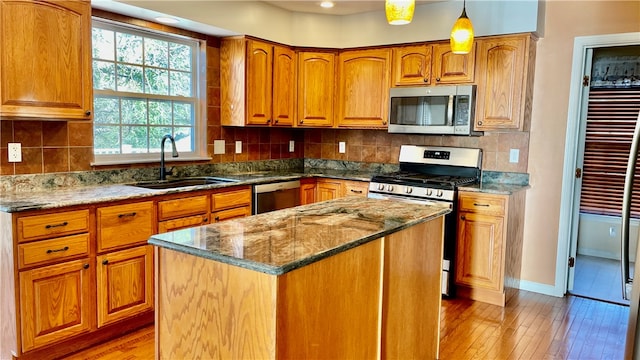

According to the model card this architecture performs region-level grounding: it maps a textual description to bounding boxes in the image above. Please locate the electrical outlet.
[289,140,295,152]
[509,149,519,163]
[235,141,242,154]
[609,226,617,237]
[213,140,225,155]
[339,142,346,154]
[8,143,22,162]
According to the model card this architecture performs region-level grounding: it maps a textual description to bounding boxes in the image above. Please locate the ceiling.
[262,1,441,16]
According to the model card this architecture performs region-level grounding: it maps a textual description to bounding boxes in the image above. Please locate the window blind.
[580,88,640,218]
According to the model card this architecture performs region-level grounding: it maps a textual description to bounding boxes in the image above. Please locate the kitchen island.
[149,196,450,359]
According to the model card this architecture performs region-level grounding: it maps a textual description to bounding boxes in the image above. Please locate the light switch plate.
[509,148,519,163]
[235,141,242,154]
[289,140,295,152]
[213,140,225,155]
[339,142,346,154]
[8,143,21,162]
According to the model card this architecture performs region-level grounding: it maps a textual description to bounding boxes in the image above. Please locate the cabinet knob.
[299,120,304,124]
[83,263,90,269]
[85,110,91,116]
[204,217,208,222]
[275,119,279,124]
[267,119,272,124]
[436,77,441,82]
[382,120,387,125]
[215,216,220,221]
[478,121,483,126]
[423,78,429,83]
[460,215,466,220]
[102,259,109,265]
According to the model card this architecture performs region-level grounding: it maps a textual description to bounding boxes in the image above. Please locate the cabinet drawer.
[18,233,89,269]
[342,180,369,197]
[17,209,90,243]
[458,193,506,216]
[97,202,154,252]
[158,214,209,233]
[158,195,208,221]
[213,206,251,222]
[212,187,251,211]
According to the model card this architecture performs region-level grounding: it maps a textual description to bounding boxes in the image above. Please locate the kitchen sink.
[129,176,239,190]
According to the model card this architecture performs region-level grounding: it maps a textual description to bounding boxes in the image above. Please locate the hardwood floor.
[62,290,630,360]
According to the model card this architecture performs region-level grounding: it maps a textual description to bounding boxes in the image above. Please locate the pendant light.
[385,0,415,25]
[450,0,474,54]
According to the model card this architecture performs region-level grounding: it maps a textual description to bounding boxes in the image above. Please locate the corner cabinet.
[297,51,336,127]
[0,0,93,120]
[455,190,526,307]
[474,34,536,131]
[221,37,296,127]
[337,49,391,128]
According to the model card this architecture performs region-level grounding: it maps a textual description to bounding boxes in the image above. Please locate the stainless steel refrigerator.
[621,111,640,359]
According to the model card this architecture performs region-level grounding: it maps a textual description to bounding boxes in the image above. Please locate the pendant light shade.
[450,1,474,54]
[385,0,415,25]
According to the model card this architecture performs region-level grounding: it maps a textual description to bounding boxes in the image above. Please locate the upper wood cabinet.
[474,34,536,131]
[391,43,475,86]
[221,38,296,127]
[0,0,92,120]
[297,51,336,127]
[337,48,391,128]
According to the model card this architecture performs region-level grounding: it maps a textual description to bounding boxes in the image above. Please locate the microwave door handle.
[447,95,454,126]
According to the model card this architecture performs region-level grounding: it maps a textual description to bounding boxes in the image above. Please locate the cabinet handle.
[46,246,69,254]
[460,215,466,220]
[473,203,490,207]
[83,263,90,269]
[214,216,220,221]
[118,212,137,218]
[45,221,68,229]
[299,120,304,124]
[350,189,363,194]
[203,218,208,222]
[102,259,109,265]
[85,110,91,116]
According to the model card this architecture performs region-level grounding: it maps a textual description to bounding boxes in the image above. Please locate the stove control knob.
[405,187,413,194]
[377,184,385,191]
[426,189,433,196]
[387,185,395,192]
[436,190,444,198]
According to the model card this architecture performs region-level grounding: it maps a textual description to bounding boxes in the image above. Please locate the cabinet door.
[316,179,342,202]
[272,45,296,126]
[96,245,154,327]
[337,49,391,128]
[455,212,504,291]
[342,180,369,197]
[432,42,475,84]
[300,182,317,205]
[213,206,251,222]
[0,0,92,119]
[297,52,335,127]
[391,45,432,86]
[19,258,92,352]
[246,40,273,126]
[474,35,529,130]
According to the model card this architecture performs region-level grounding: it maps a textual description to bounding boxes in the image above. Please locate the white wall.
[578,214,638,261]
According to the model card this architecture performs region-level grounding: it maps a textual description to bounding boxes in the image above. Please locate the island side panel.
[0,212,17,360]
[155,248,278,360]
[381,217,444,359]
[276,239,382,359]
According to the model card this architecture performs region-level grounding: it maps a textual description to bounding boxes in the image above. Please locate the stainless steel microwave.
[388,85,480,136]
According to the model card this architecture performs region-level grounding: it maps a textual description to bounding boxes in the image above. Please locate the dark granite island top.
[152,196,449,360]
[149,196,450,275]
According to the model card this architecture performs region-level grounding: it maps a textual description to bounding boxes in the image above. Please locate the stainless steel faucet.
[160,134,178,180]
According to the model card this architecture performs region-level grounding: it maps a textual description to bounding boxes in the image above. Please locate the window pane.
[93,60,116,90]
[170,43,191,71]
[174,127,193,152]
[122,126,149,154]
[149,127,173,153]
[174,102,193,126]
[145,68,169,95]
[94,125,120,154]
[145,38,169,68]
[121,98,147,125]
[117,64,144,93]
[149,100,172,125]
[94,97,120,124]
[92,28,115,60]
[116,32,143,64]
[170,71,192,97]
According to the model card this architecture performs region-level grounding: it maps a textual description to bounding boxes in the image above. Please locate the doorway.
[560,33,640,305]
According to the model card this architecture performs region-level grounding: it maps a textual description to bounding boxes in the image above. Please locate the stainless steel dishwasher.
[253,180,301,215]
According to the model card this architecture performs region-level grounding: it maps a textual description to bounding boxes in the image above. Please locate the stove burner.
[371,171,477,189]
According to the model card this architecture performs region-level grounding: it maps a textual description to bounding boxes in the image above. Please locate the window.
[91,19,207,165]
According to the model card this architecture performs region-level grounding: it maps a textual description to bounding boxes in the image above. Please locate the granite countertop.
[149,196,450,275]
[459,182,531,195]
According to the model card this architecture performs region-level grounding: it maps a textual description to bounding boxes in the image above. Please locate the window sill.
[91,155,212,167]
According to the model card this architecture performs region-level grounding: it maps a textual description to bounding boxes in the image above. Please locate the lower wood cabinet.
[455,191,526,306]
[18,258,93,352]
[300,178,317,205]
[312,178,369,203]
[212,186,252,222]
[96,245,154,327]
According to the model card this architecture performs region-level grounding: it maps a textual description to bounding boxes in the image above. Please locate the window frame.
[90,18,210,166]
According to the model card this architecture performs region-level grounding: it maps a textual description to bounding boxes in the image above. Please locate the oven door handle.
[368,192,452,208]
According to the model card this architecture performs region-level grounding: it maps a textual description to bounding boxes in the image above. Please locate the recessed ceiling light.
[320,1,334,9]
[155,16,179,24]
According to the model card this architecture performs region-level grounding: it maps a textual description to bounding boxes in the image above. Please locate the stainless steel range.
[368,145,482,297]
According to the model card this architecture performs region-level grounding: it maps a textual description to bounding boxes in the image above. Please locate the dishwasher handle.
[253,180,301,193]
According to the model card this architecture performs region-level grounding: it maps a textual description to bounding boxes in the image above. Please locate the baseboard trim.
[518,279,565,297]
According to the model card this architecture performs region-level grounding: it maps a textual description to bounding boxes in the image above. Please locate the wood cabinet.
[391,43,475,86]
[337,49,391,128]
[221,38,295,126]
[342,180,369,198]
[212,186,252,222]
[455,191,526,306]
[300,178,317,205]
[158,194,210,233]
[96,245,154,327]
[474,34,536,131]
[96,201,155,252]
[316,178,343,202]
[297,51,336,127]
[0,0,92,120]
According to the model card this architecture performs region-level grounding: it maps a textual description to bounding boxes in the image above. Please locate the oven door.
[368,191,456,297]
